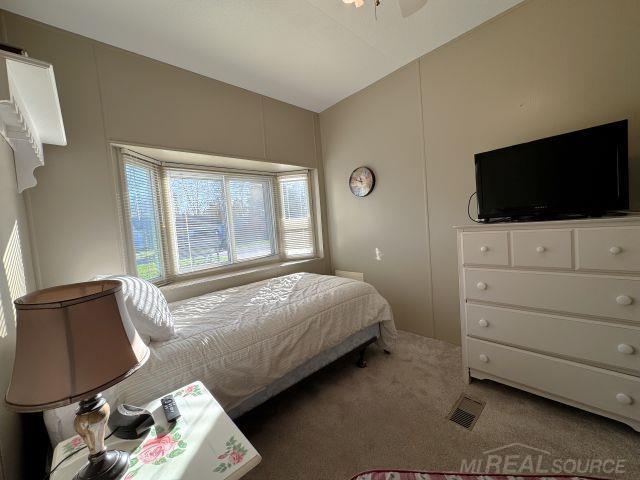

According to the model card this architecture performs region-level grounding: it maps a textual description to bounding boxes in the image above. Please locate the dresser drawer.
[576,227,640,273]
[461,231,509,266]
[511,229,572,269]
[465,269,640,322]
[466,304,640,373]
[467,338,640,421]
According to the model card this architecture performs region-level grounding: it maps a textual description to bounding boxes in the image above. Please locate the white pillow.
[94,274,175,344]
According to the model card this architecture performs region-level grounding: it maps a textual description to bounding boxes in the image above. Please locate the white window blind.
[278,173,315,258]
[119,150,315,283]
[167,171,230,274]
[228,177,276,262]
[120,159,165,282]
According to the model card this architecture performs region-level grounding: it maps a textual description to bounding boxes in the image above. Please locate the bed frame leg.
[356,346,368,368]
[355,337,378,368]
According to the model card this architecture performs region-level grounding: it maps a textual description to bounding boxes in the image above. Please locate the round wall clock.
[349,166,375,197]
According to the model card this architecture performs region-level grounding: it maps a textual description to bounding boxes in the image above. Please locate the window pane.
[279,175,314,257]
[121,151,317,281]
[229,178,276,261]
[123,162,163,281]
[169,174,230,273]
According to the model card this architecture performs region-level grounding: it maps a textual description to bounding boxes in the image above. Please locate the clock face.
[349,167,375,197]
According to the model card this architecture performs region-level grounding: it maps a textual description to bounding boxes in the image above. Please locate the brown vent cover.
[447,393,485,430]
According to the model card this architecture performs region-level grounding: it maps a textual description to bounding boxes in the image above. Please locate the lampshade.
[5,280,149,412]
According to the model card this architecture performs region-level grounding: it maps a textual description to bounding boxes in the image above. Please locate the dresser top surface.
[454,213,640,231]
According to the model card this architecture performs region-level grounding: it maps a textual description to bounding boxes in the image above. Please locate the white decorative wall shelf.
[0,51,66,193]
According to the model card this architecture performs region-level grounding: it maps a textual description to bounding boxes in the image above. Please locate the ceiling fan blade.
[398,0,428,17]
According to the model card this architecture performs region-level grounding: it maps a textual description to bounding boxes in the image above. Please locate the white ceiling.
[0,0,523,112]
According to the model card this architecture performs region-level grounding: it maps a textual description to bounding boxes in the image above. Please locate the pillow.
[94,274,175,344]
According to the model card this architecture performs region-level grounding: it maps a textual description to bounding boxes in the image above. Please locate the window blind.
[166,170,230,274]
[228,177,277,262]
[120,158,165,281]
[277,173,315,258]
[119,149,314,283]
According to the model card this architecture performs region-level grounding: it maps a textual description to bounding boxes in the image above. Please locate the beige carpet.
[236,331,640,480]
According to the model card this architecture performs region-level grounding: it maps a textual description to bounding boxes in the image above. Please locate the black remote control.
[161,395,181,423]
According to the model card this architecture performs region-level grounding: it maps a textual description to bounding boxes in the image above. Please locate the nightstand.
[50,381,261,479]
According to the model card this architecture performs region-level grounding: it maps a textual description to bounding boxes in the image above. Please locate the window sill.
[160,257,327,303]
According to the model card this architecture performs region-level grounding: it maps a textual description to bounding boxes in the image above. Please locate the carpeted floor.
[236,331,640,480]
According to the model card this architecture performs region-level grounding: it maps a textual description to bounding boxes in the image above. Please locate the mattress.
[44,272,396,444]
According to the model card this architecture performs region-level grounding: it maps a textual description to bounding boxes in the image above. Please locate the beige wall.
[320,0,640,343]
[320,61,434,337]
[0,137,36,480]
[0,11,331,297]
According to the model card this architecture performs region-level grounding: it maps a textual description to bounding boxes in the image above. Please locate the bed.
[44,272,396,445]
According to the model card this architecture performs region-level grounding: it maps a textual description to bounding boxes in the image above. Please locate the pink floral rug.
[350,472,603,480]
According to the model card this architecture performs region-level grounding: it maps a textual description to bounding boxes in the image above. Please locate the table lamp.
[5,280,149,480]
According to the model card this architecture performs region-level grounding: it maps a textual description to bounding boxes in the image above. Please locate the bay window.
[118,149,316,283]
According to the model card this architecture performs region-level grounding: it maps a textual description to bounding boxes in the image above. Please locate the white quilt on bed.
[44,273,396,444]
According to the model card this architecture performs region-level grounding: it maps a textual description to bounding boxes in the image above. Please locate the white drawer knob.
[536,246,546,253]
[617,343,635,355]
[479,354,489,363]
[480,246,489,253]
[616,393,633,405]
[616,295,633,306]
[609,246,622,255]
[478,318,489,328]
[476,282,487,291]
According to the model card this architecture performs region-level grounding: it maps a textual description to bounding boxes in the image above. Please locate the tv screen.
[475,120,629,221]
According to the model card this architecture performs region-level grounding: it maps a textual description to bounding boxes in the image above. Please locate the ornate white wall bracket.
[0,51,66,193]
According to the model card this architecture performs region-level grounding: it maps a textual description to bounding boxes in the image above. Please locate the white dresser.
[456,216,640,431]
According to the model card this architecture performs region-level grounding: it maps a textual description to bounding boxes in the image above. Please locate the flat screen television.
[475,120,629,221]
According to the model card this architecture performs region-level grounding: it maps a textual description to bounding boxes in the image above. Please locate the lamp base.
[73,450,130,480]
[73,394,130,480]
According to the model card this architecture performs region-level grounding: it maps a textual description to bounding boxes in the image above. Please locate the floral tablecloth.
[51,381,261,480]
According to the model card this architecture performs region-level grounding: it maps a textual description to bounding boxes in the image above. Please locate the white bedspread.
[44,273,396,444]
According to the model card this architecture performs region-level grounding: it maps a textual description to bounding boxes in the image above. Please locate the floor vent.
[447,393,485,430]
